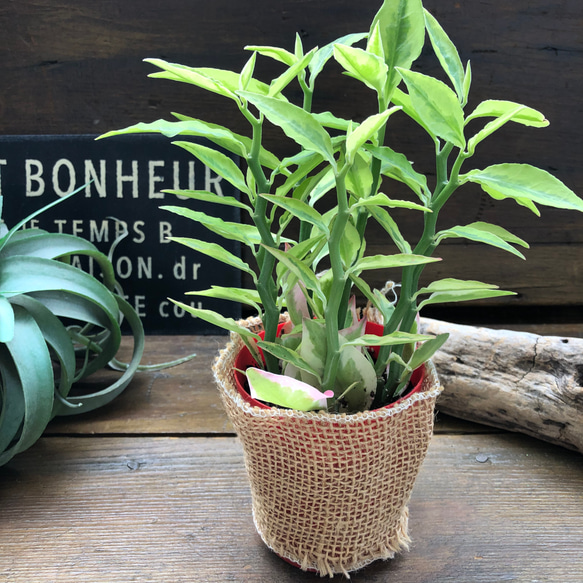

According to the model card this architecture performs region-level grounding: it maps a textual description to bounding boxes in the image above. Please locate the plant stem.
[378,145,467,399]
[321,167,350,394]
[337,98,389,325]
[246,114,280,372]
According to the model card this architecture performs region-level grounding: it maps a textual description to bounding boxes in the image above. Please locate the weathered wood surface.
[0,0,582,316]
[1,434,581,582]
[47,328,583,438]
[421,318,583,453]
[2,333,583,581]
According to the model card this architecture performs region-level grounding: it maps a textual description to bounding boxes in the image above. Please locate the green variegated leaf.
[346,151,374,200]
[339,220,362,269]
[162,205,260,246]
[333,44,388,95]
[417,289,516,310]
[238,91,336,166]
[309,167,336,204]
[367,21,385,59]
[170,236,257,280]
[466,100,548,127]
[299,318,328,387]
[256,341,322,382]
[415,278,500,297]
[312,111,353,131]
[239,52,257,91]
[436,224,527,259]
[269,49,315,97]
[424,9,465,101]
[464,222,528,248]
[335,339,377,411]
[367,206,412,253]
[172,141,249,194]
[350,192,430,212]
[186,286,262,313]
[466,105,527,156]
[342,331,432,348]
[99,118,250,159]
[366,144,430,200]
[309,32,368,85]
[146,60,276,102]
[397,68,466,148]
[170,303,260,340]
[463,61,472,104]
[463,164,583,213]
[171,113,282,169]
[371,0,425,94]
[349,253,439,275]
[345,107,401,165]
[404,333,449,377]
[163,189,252,214]
[261,244,326,302]
[145,59,238,100]
[259,194,329,235]
[390,87,434,137]
[245,45,296,66]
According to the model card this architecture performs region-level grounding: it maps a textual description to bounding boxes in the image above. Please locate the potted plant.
[0,187,166,467]
[101,0,583,575]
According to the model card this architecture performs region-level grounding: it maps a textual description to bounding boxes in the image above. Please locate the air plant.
[0,187,186,466]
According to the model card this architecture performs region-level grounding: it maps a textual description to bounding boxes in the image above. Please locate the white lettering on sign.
[0,159,6,196]
[17,158,222,199]
[159,221,172,243]
[84,160,107,198]
[205,164,223,195]
[52,158,76,197]
[26,159,45,197]
[148,160,165,199]
[158,300,201,318]
[116,160,139,198]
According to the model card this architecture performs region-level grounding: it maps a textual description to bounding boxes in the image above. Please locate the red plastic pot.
[233,320,425,410]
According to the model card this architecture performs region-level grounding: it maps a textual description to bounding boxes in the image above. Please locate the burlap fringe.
[213,315,442,578]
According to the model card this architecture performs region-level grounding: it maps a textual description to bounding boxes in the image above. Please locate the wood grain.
[0,0,581,277]
[47,327,583,438]
[46,334,231,435]
[1,433,581,582]
[422,318,583,452]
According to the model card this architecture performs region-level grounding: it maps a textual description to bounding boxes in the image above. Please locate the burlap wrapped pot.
[213,315,442,578]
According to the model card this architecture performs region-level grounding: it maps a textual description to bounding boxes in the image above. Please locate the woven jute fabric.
[213,315,442,578]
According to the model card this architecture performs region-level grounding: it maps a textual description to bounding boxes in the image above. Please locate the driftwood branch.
[419,318,583,453]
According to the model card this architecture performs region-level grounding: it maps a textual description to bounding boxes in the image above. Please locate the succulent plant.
[0,188,147,466]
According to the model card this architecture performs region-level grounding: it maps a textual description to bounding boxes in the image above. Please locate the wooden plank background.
[0,0,582,325]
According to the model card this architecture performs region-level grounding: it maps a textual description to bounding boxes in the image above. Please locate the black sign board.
[0,134,242,334]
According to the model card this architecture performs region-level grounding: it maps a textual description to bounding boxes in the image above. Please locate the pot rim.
[213,315,443,425]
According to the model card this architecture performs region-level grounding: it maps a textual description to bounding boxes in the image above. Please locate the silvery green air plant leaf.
[246,367,334,411]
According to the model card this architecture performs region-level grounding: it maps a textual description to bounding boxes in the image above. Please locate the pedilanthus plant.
[101,0,583,413]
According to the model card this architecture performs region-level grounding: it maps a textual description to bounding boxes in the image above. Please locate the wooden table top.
[1,333,582,582]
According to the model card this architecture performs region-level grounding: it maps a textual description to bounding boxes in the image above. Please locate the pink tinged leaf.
[246,367,334,411]
[286,280,311,326]
[340,306,367,342]
[348,295,359,326]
